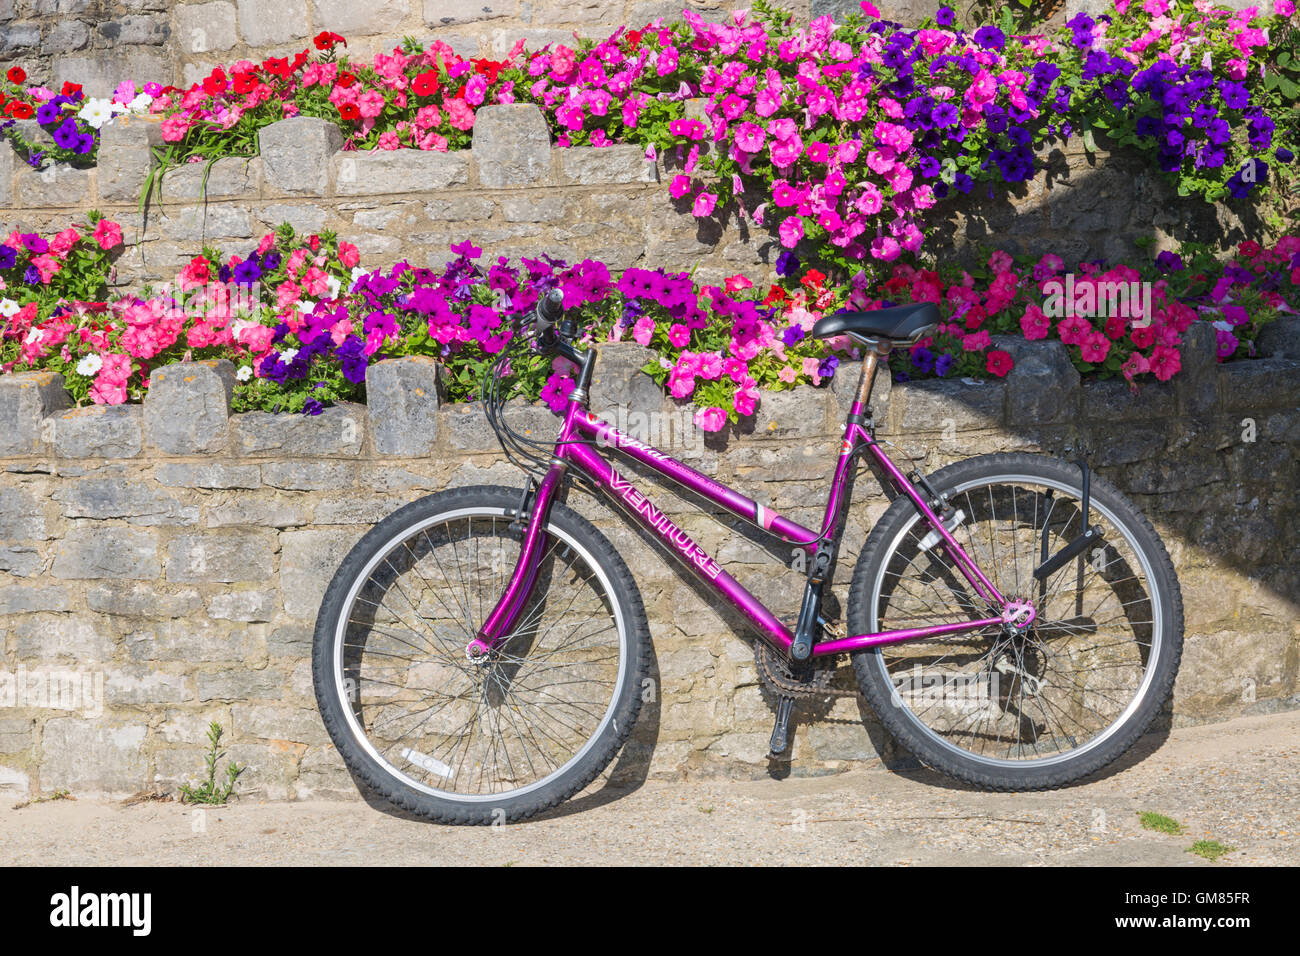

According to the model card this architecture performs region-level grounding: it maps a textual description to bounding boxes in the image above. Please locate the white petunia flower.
[296,299,317,315]
[128,93,153,112]
[326,275,341,299]
[236,365,253,382]
[77,98,113,129]
[24,328,42,344]
[0,298,19,317]
[76,353,104,376]
[279,348,299,364]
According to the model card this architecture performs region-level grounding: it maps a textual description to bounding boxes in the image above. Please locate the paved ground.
[3,711,1297,866]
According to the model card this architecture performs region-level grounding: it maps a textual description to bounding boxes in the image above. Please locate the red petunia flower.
[314,31,347,50]
[5,101,33,119]
[61,81,82,97]
[262,57,292,79]
[337,102,360,121]
[7,66,26,84]
[336,71,357,88]
[233,71,258,95]
[202,68,228,96]
[412,70,440,97]
[985,349,1013,378]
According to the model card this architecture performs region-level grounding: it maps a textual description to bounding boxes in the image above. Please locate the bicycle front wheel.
[312,485,650,824]
[849,452,1183,790]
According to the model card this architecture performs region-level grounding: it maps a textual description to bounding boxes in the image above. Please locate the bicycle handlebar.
[534,288,565,340]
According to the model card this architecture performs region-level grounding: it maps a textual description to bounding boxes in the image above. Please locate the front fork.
[468,460,566,659]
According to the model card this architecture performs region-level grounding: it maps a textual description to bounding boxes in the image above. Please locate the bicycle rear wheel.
[312,485,650,824]
[849,452,1183,790]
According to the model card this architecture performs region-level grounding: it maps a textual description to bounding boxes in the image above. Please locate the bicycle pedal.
[767,695,795,759]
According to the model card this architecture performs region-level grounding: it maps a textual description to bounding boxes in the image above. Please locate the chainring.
[753,639,840,698]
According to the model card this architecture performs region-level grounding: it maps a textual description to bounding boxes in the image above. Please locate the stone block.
[50,404,143,458]
[0,584,72,615]
[41,719,148,794]
[312,0,411,34]
[892,378,1005,433]
[144,360,235,454]
[97,117,162,202]
[561,145,656,185]
[1256,316,1300,360]
[334,149,469,195]
[177,1,239,53]
[154,462,261,489]
[53,477,198,526]
[158,156,258,199]
[472,104,552,187]
[230,405,364,457]
[259,116,343,195]
[125,617,262,662]
[86,582,201,617]
[51,527,159,580]
[1000,338,1081,425]
[424,0,508,25]
[236,0,309,45]
[208,589,277,622]
[0,487,45,539]
[279,528,364,619]
[158,203,254,241]
[366,356,440,456]
[164,531,275,583]
[12,164,91,207]
[12,613,117,660]
[0,371,69,456]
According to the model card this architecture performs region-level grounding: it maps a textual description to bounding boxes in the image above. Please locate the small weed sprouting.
[1137,811,1186,836]
[1188,839,1235,862]
[179,722,245,806]
[13,788,74,810]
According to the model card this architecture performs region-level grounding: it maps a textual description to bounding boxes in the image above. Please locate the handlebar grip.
[535,288,564,333]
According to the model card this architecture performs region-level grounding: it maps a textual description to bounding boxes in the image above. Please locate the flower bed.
[2,1,1297,272]
[2,212,1295,428]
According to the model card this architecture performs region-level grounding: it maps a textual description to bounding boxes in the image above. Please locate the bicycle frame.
[475,383,1012,660]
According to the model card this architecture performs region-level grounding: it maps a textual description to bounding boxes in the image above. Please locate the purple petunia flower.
[1155,251,1184,273]
[935,353,956,377]
[973,26,1005,51]
[931,102,959,128]
[936,5,955,27]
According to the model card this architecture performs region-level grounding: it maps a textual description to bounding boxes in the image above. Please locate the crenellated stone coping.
[2,320,1298,467]
[0,105,659,209]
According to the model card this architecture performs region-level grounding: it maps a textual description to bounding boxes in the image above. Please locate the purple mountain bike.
[313,289,1184,824]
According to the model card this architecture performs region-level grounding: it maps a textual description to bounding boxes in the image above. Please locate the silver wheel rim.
[331,505,628,803]
[868,474,1164,770]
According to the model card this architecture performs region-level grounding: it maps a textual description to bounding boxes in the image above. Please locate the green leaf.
[1082,129,1097,154]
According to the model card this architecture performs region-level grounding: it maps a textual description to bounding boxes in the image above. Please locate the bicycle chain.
[753,639,844,698]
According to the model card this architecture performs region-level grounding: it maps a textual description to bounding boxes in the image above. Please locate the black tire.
[849,452,1183,790]
[312,485,650,824]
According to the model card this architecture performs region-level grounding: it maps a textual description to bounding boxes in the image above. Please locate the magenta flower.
[694,406,726,432]
[778,216,804,249]
[734,121,765,153]
[692,191,718,217]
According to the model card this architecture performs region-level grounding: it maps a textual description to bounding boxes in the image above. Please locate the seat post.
[853,338,891,412]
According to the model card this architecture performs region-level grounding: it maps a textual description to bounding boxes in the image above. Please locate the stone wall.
[1,320,1298,798]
